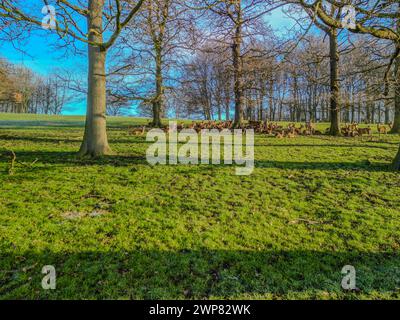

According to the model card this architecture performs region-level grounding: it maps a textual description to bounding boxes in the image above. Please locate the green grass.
[0,113,400,300]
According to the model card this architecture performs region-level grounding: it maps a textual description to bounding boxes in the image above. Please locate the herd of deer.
[128,120,393,138]
[341,122,392,137]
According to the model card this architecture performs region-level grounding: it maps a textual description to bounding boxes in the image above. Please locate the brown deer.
[275,132,284,139]
[357,127,371,136]
[377,124,387,135]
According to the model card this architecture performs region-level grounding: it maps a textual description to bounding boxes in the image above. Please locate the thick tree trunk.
[384,99,391,124]
[225,97,230,121]
[366,102,372,123]
[390,9,400,133]
[292,75,298,122]
[390,55,400,133]
[224,81,230,121]
[258,92,264,121]
[232,1,243,128]
[328,28,340,135]
[151,47,163,127]
[216,91,222,121]
[79,0,111,157]
[351,91,355,123]
[269,78,274,121]
[391,6,400,171]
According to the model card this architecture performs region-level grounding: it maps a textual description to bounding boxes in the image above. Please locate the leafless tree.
[0,0,145,156]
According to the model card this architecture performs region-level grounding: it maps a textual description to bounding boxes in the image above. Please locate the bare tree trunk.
[351,90,355,123]
[225,95,230,121]
[328,28,340,135]
[79,0,112,157]
[371,103,376,123]
[151,46,163,127]
[384,99,391,124]
[216,95,222,121]
[224,79,230,121]
[258,83,265,121]
[232,1,243,128]
[269,78,274,121]
[390,9,400,133]
[391,4,400,170]
[390,55,400,133]
[366,102,371,123]
[278,102,283,121]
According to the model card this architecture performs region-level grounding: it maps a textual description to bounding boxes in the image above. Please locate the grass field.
[0,113,400,300]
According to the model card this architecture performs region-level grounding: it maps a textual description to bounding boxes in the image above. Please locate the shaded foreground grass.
[0,113,399,299]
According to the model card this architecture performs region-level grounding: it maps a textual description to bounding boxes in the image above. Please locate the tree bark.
[391,3,400,170]
[390,6,400,133]
[269,78,274,121]
[328,28,340,135]
[390,54,400,133]
[79,0,112,157]
[151,45,163,127]
[232,0,243,128]
[224,78,230,121]
[384,99,390,124]
[351,89,355,123]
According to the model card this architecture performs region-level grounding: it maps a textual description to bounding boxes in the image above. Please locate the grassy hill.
[0,113,399,299]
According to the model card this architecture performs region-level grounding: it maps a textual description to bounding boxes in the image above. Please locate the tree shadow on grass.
[0,151,148,173]
[0,134,152,146]
[254,160,392,172]
[0,135,82,144]
[0,150,395,173]
[257,143,396,150]
[0,120,145,131]
[0,120,86,129]
[0,249,399,299]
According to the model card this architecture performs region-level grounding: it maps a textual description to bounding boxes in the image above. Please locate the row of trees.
[107,0,399,134]
[175,35,394,126]
[295,0,399,168]
[0,58,72,114]
[0,0,399,168]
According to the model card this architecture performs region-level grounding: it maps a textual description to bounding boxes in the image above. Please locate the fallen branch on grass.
[17,158,39,168]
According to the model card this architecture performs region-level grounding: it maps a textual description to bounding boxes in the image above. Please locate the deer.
[275,131,284,139]
[357,126,371,136]
[286,131,296,139]
[377,124,387,135]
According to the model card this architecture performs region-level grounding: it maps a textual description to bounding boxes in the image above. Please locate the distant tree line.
[174,35,394,126]
[102,1,397,130]
[0,58,73,115]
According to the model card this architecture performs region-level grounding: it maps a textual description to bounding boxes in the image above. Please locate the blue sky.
[1,6,296,115]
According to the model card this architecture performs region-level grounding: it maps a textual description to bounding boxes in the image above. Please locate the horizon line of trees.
[0,58,74,115]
